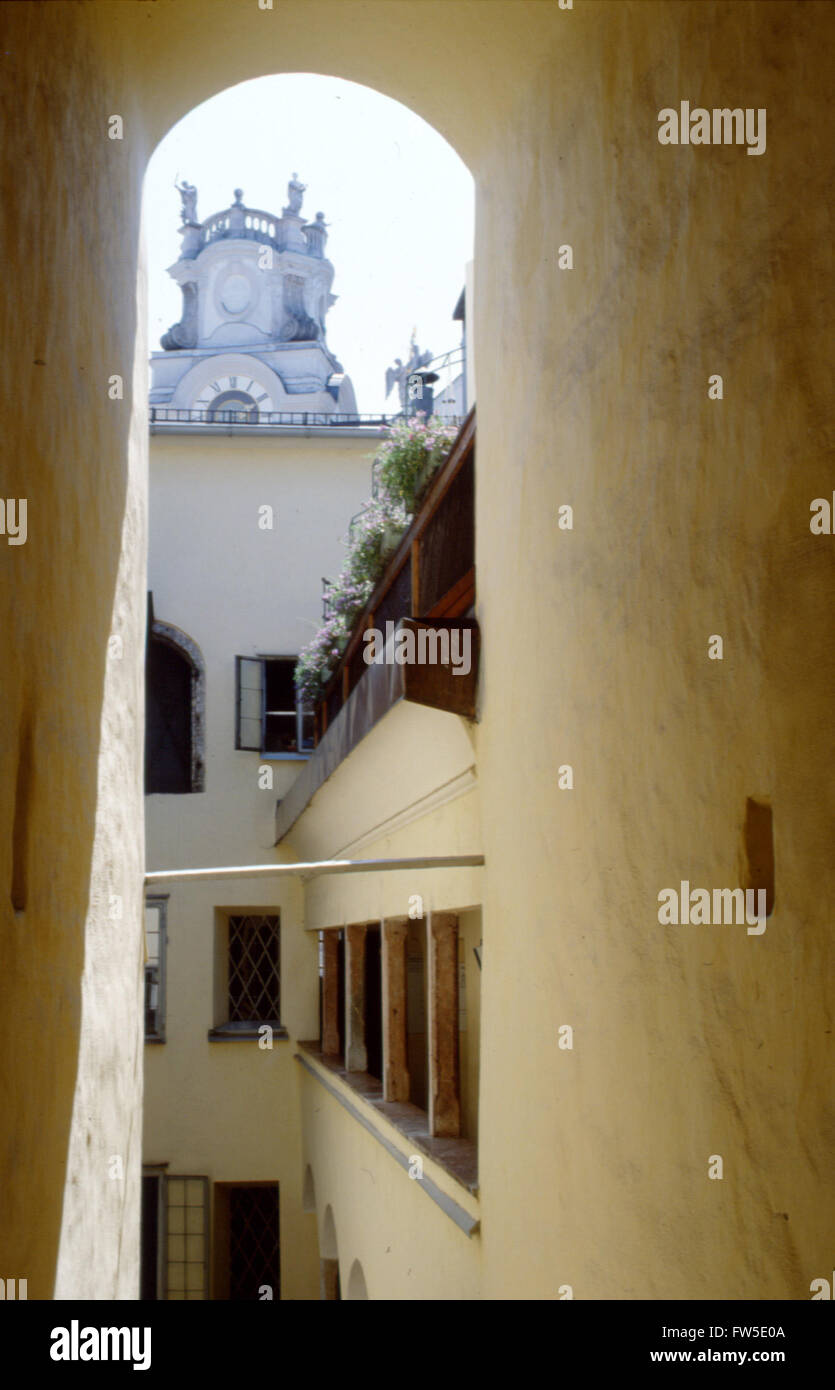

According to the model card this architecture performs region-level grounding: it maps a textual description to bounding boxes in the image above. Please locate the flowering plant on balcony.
[376,413,458,509]
[346,497,410,583]
[294,613,352,707]
[323,568,375,628]
[294,414,458,708]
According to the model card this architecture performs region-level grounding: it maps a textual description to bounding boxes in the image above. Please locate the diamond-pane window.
[229,1185,280,1301]
[228,914,280,1022]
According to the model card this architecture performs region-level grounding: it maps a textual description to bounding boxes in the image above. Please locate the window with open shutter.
[235,656,264,750]
[235,655,313,755]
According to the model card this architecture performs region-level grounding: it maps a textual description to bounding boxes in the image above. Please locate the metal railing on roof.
[149,407,461,429]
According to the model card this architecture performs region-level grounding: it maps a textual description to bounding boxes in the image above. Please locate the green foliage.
[294,415,458,709]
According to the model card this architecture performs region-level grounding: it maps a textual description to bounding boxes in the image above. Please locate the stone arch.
[147,66,473,190]
[346,1259,368,1301]
[147,605,206,793]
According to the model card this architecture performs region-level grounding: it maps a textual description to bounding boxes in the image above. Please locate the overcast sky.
[142,73,474,415]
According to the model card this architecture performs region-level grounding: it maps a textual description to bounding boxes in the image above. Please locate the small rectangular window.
[144,896,168,1041]
[213,1182,280,1301]
[164,1175,209,1300]
[235,655,313,755]
[227,913,281,1024]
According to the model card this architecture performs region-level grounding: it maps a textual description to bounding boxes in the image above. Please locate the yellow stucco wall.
[143,878,321,1299]
[0,0,150,1297]
[299,1057,481,1300]
[4,0,833,1298]
[144,430,373,1298]
[473,0,835,1300]
[286,716,484,1297]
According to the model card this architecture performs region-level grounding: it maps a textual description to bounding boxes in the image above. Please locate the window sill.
[208,1023,288,1041]
[144,1035,166,1045]
[259,752,311,762]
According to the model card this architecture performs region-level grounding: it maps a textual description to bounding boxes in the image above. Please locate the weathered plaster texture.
[0,1,148,1296]
[2,0,832,1300]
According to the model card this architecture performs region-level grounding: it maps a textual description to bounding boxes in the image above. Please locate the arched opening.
[140,69,474,1308]
[145,600,206,794]
[6,1,493,1299]
[144,73,474,420]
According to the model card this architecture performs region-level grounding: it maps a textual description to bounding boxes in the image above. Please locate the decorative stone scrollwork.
[279,274,321,342]
[161,282,199,351]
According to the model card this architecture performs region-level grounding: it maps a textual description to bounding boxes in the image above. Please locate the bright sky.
[143,74,474,415]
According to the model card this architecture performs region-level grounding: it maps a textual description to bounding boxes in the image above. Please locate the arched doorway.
[145,600,206,794]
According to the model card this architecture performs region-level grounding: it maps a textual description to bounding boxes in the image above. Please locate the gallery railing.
[150,407,450,429]
[316,406,476,743]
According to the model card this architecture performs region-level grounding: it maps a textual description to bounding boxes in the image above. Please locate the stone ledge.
[297,1040,478,1198]
[208,1024,289,1042]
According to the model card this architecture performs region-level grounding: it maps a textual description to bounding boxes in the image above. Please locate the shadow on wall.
[346,1259,368,1300]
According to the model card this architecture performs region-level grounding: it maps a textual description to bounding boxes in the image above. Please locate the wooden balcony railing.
[315,407,477,744]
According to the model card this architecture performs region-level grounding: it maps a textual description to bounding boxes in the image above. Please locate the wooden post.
[345,924,367,1072]
[411,538,420,615]
[321,931,340,1056]
[428,912,461,1136]
[382,917,410,1102]
[320,1258,339,1300]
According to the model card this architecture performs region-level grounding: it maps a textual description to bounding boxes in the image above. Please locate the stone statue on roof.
[175,178,198,224]
[284,172,306,217]
[385,331,433,409]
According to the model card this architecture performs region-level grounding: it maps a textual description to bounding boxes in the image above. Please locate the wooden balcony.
[316,406,477,741]
[275,409,477,845]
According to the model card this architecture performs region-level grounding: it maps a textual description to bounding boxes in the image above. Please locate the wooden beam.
[345,924,368,1072]
[382,918,410,1102]
[321,931,340,1057]
[400,619,479,718]
[411,538,421,616]
[428,912,460,1138]
[425,566,476,620]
